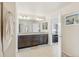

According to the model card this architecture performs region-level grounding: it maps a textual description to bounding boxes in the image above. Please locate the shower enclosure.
[0,2,16,57]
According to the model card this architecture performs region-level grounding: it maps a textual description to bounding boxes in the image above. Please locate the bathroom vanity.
[18,33,48,49]
[17,15,48,49]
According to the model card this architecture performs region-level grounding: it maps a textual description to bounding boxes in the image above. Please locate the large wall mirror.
[18,15,48,34]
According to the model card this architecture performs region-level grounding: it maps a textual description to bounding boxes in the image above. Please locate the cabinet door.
[43,34,48,44]
[39,35,44,44]
[32,35,40,46]
[18,35,32,49]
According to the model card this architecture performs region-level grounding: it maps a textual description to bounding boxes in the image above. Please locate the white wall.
[61,3,79,57]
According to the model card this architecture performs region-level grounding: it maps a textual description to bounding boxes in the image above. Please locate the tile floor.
[16,43,60,57]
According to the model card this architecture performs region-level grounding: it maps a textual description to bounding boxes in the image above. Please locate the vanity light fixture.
[19,15,45,21]
[19,16,31,20]
[26,16,31,20]
[19,16,23,19]
[36,18,44,21]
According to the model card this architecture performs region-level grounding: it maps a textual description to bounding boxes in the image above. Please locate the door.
[52,14,62,57]
[61,12,79,57]
[0,3,3,57]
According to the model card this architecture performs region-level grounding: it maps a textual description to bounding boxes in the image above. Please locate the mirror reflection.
[18,15,48,34]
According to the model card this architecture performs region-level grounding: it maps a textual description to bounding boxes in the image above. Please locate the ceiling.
[16,2,72,16]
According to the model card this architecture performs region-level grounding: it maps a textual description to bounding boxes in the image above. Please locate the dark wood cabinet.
[18,35,32,49]
[31,35,40,46]
[18,34,48,49]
